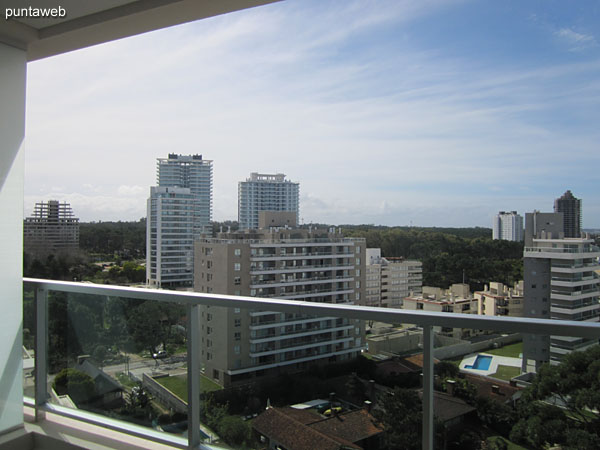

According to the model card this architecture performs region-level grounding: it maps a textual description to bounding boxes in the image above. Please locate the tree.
[53,368,96,405]
[374,388,434,450]
[218,415,251,447]
[510,345,600,449]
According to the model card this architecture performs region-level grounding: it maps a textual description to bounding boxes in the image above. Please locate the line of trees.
[342,226,523,290]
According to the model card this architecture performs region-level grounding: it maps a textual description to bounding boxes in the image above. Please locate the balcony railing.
[23,277,600,450]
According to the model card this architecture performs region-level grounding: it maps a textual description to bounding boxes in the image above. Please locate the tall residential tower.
[554,190,582,238]
[147,154,213,288]
[238,173,299,230]
[522,211,600,370]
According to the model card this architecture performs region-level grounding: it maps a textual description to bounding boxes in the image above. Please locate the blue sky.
[23,0,600,227]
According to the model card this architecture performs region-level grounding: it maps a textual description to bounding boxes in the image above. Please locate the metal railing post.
[187,304,201,449]
[422,325,434,450]
[34,287,48,421]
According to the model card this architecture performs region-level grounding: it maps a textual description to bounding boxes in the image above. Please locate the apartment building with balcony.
[238,172,299,230]
[523,211,600,369]
[474,281,524,317]
[194,213,366,386]
[23,200,79,257]
[365,248,422,308]
[403,284,479,339]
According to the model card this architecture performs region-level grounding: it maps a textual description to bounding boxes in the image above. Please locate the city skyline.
[22,0,600,227]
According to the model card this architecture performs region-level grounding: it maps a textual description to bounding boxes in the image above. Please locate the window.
[356,292,360,300]
[417,303,424,310]
[207,260,212,269]
[234,248,241,256]
[356,258,361,265]
[207,353,212,360]
[356,281,360,289]
[234,332,241,341]
[207,339,212,347]
[234,345,241,355]
[207,273,212,281]
[207,313,212,321]
[356,246,361,253]
[235,319,241,327]
[234,308,241,313]
[207,326,212,334]
[234,277,241,285]
[234,263,241,271]
[213,369,219,380]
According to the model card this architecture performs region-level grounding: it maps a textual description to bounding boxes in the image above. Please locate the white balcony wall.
[0,42,27,434]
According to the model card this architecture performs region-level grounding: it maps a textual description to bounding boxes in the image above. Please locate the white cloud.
[555,28,597,52]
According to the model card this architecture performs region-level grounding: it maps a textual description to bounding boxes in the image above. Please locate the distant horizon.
[24,1,600,228]
[30,211,600,232]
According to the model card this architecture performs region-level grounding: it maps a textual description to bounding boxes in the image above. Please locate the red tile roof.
[253,407,352,450]
[310,409,384,444]
[253,407,383,450]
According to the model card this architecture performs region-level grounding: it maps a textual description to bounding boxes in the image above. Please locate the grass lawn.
[491,365,521,381]
[115,372,136,388]
[486,342,523,358]
[157,374,222,400]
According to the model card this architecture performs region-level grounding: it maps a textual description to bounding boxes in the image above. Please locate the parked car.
[152,350,168,359]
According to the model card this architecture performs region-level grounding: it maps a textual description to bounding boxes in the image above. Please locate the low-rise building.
[403,284,479,339]
[364,248,422,308]
[252,406,383,450]
[474,281,524,317]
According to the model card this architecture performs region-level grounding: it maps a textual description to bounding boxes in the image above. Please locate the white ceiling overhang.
[0,0,279,61]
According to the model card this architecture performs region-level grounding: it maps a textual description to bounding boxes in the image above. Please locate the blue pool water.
[465,355,492,370]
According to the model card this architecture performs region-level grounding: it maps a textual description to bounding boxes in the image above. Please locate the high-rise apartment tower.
[147,154,213,288]
[492,211,524,242]
[522,211,600,370]
[554,190,582,238]
[238,173,299,230]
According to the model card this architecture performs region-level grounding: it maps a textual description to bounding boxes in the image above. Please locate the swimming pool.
[465,355,492,370]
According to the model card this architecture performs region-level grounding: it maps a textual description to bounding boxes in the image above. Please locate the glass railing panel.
[44,290,190,442]
[23,283,35,400]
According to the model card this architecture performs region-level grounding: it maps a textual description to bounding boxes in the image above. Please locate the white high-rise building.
[492,211,523,242]
[238,173,299,230]
[147,154,213,288]
[146,187,197,288]
[157,154,213,234]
